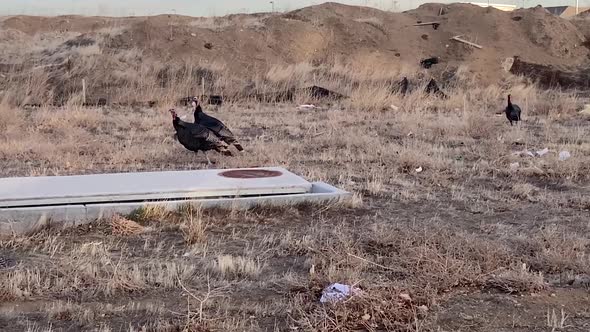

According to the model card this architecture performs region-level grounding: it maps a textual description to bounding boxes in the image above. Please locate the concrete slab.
[0,182,351,236]
[0,167,311,208]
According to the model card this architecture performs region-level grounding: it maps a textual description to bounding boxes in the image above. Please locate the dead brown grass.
[1,53,590,331]
[109,215,147,236]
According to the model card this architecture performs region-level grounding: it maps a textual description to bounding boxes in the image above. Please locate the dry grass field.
[1,69,590,331]
[2,4,590,331]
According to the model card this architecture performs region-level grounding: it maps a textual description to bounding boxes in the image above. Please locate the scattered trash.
[510,162,520,170]
[320,283,361,303]
[190,33,196,37]
[390,104,400,111]
[415,167,423,173]
[418,305,429,313]
[559,151,571,161]
[362,314,371,320]
[513,148,551,158]
[204,42,213,49]
[536,148,549,157]
[420,57,439,69]
[297,104,317,111]
[407,131,414,137]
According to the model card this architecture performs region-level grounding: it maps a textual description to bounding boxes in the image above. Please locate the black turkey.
[505,94,521,126]
[169,109,232,165]
[191,97,244,151]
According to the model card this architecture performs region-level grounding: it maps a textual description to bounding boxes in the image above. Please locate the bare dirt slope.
[1,3,589,105]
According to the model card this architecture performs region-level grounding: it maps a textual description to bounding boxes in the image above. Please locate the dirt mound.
[1,2,590,104]
[406,3,588,81]
[1,15,126,35]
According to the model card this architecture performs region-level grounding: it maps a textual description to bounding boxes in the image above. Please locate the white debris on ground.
[536,148,549,157]
[297,104,317,111]
[512,149,536,158]
[512,148,551,158]
[320,283,362,303]
[559,151,571,161]
[510,148,572,165]
[579,104,590,115]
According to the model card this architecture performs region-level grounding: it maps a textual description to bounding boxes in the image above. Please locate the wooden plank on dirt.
[450,35,483,49]
[413,21,441,26]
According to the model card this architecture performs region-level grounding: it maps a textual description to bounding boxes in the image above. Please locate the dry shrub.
[347,83,394,111]
[131,205,172,223]
[266,63,314,83]
[0,281,16,302]
[302,222,517,294]
[512,183,539,201]
[110,215,146,236]
[294,285,430,331]
[395,142,449,174]
[208,255,263,279]
[485,263,546,294]
[463,109,496,139]
[515,225,590,274]
[532,89,580,117]
[0,104,24,136]
[181,207,208,245]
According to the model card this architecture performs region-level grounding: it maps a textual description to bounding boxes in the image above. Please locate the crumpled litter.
[320,283,362,303]
[512,148,550,158]
[510,162,520,170]
[297,104,317,111]
[536,148,549,157]
[559,151,571,161]
[512,149,535,157]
